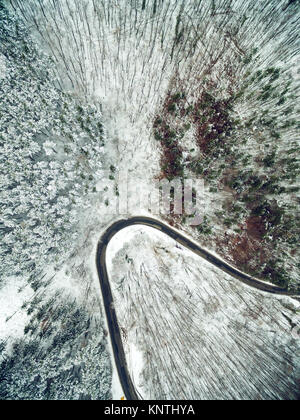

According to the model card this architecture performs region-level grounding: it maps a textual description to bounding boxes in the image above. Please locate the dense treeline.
[0,0,299,401]
[0,2,113,400]
[0,1,107,284]
[4,0,300,288]
[0,292,112,400]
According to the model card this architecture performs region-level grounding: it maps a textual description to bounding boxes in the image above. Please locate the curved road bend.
[96,216,298,400]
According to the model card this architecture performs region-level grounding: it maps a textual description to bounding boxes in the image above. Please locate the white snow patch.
[0,278,34,345]
[0,53,7,79]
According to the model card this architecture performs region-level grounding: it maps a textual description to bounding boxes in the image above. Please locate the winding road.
[96,216,298,400]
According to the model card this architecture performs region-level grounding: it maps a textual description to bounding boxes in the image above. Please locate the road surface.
[96,216,298,400]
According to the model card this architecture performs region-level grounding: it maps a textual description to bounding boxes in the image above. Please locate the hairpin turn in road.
[96,216,298,400]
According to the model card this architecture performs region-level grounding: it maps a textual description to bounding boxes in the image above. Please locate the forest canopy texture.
[0,0,299,401]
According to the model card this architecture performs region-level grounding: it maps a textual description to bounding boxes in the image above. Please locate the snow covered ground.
[1,0,299,400]
[0,278,33,344]
[108,225,300,400]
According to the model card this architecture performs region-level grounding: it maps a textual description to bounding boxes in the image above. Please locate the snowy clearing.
[108,226,300,400]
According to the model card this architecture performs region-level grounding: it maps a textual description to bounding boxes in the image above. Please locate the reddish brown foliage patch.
[161,143,183,179]
[216,213,270,276]
[154,92,185,180]
[232,235,267,266]
[217,230,269,274]
[192,91,233,154]
[246,216,266,241]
